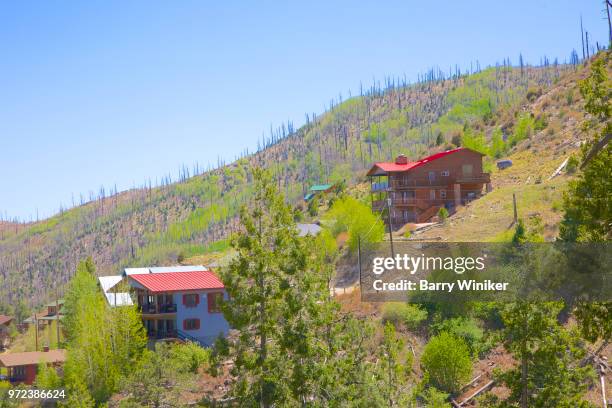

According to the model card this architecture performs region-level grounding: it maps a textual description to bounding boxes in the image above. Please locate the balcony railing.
[140,303,177,314]
[147,329,178,339]
[371,181,389,192]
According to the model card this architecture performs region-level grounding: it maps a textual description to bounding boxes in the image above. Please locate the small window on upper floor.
[441,170,450,177]
[183,294,199,308]
[207,292,224,313]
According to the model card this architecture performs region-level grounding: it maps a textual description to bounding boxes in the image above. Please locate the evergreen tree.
[498,301,594,408]
[559,52,611,343]
[220,169,376,406]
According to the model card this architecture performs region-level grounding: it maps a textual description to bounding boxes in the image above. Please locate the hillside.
[0,59,593,308]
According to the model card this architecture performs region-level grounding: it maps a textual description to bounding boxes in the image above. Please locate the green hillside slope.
[0,59,594,308]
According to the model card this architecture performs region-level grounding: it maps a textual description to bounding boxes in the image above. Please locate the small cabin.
[0,348,66,385]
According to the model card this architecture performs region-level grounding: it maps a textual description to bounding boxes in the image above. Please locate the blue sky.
[0,1,608,220]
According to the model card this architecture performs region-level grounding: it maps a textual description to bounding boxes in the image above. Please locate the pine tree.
[498,301,594,408]
[559,52,611,343]
[220,169,376,406]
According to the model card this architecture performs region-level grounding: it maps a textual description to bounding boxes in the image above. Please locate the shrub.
[437,207,449,222]
[169,342,211,373]
[526,87,542,102]
[432,317,484,357]
[566,155,579,174]
[382,303,428,330]
[420,386,451,407]
[421,332,472,393]
[324,196,384,252]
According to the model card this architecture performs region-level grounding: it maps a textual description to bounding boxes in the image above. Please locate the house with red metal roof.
[124,267,229,347]
[367,147,491,228]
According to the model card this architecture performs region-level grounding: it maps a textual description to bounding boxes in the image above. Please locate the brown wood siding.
[371,150,489,226]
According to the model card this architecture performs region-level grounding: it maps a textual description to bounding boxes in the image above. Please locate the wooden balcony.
[140,303,177,315]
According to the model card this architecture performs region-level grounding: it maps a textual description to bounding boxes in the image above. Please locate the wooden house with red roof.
[0,348,66,385]
[367,147,491,228]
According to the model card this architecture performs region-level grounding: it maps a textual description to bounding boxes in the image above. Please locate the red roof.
[0,315,12,326]
[367,147,482,176]
[129,271,224,293]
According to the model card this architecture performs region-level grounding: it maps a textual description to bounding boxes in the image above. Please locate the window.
[441,170,450,177]
[183,318,200,331]
[430,190,436,200]
[440,190,447,199]
[428,171,436,182]
[183,294,199,308]
[462,164,473,176]
[207,292,224,313]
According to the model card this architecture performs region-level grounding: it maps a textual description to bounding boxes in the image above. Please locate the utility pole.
[34,313,38,351]
[386,197,395,258]
[56,290,60,347]
[513,193,518,225]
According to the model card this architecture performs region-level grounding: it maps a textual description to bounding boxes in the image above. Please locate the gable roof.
[310,184,333,192]
[367,147,484,176]
[128,271,224,293]
[0,350,67,368]
[0,315,12,326]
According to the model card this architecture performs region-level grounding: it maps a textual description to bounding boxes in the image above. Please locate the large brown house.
[367,147,491,228]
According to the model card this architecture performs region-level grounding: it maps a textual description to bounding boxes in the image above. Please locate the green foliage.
[373,322,414,406]
[498,301,595,407]
[461,127,488,154]
[565,154,579,174]
[420,386,451,408]
[62,257,147,404]
[168,341,211,373]
[437,207,449,222]
[508,113,535,147]
[421,332,472,394]
[382,302,428,330]
[307,196,319,216]
[324,196,384,252]
[35,362,62,389]
[219,169,389,406]
[489,128,506,158]
[431,317,484,358]
[560,53,611,344]
[120,342,203,407]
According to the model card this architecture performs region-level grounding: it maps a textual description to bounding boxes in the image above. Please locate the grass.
[418,128,579,242]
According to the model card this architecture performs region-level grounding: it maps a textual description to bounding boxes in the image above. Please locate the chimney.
[395,154,408,165]
[43,345,49,352]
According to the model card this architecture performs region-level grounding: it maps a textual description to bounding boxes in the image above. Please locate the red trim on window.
[183,318,200,331]
[207,292,222,313]
[182,294,187,306]
[195,294,200,306]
